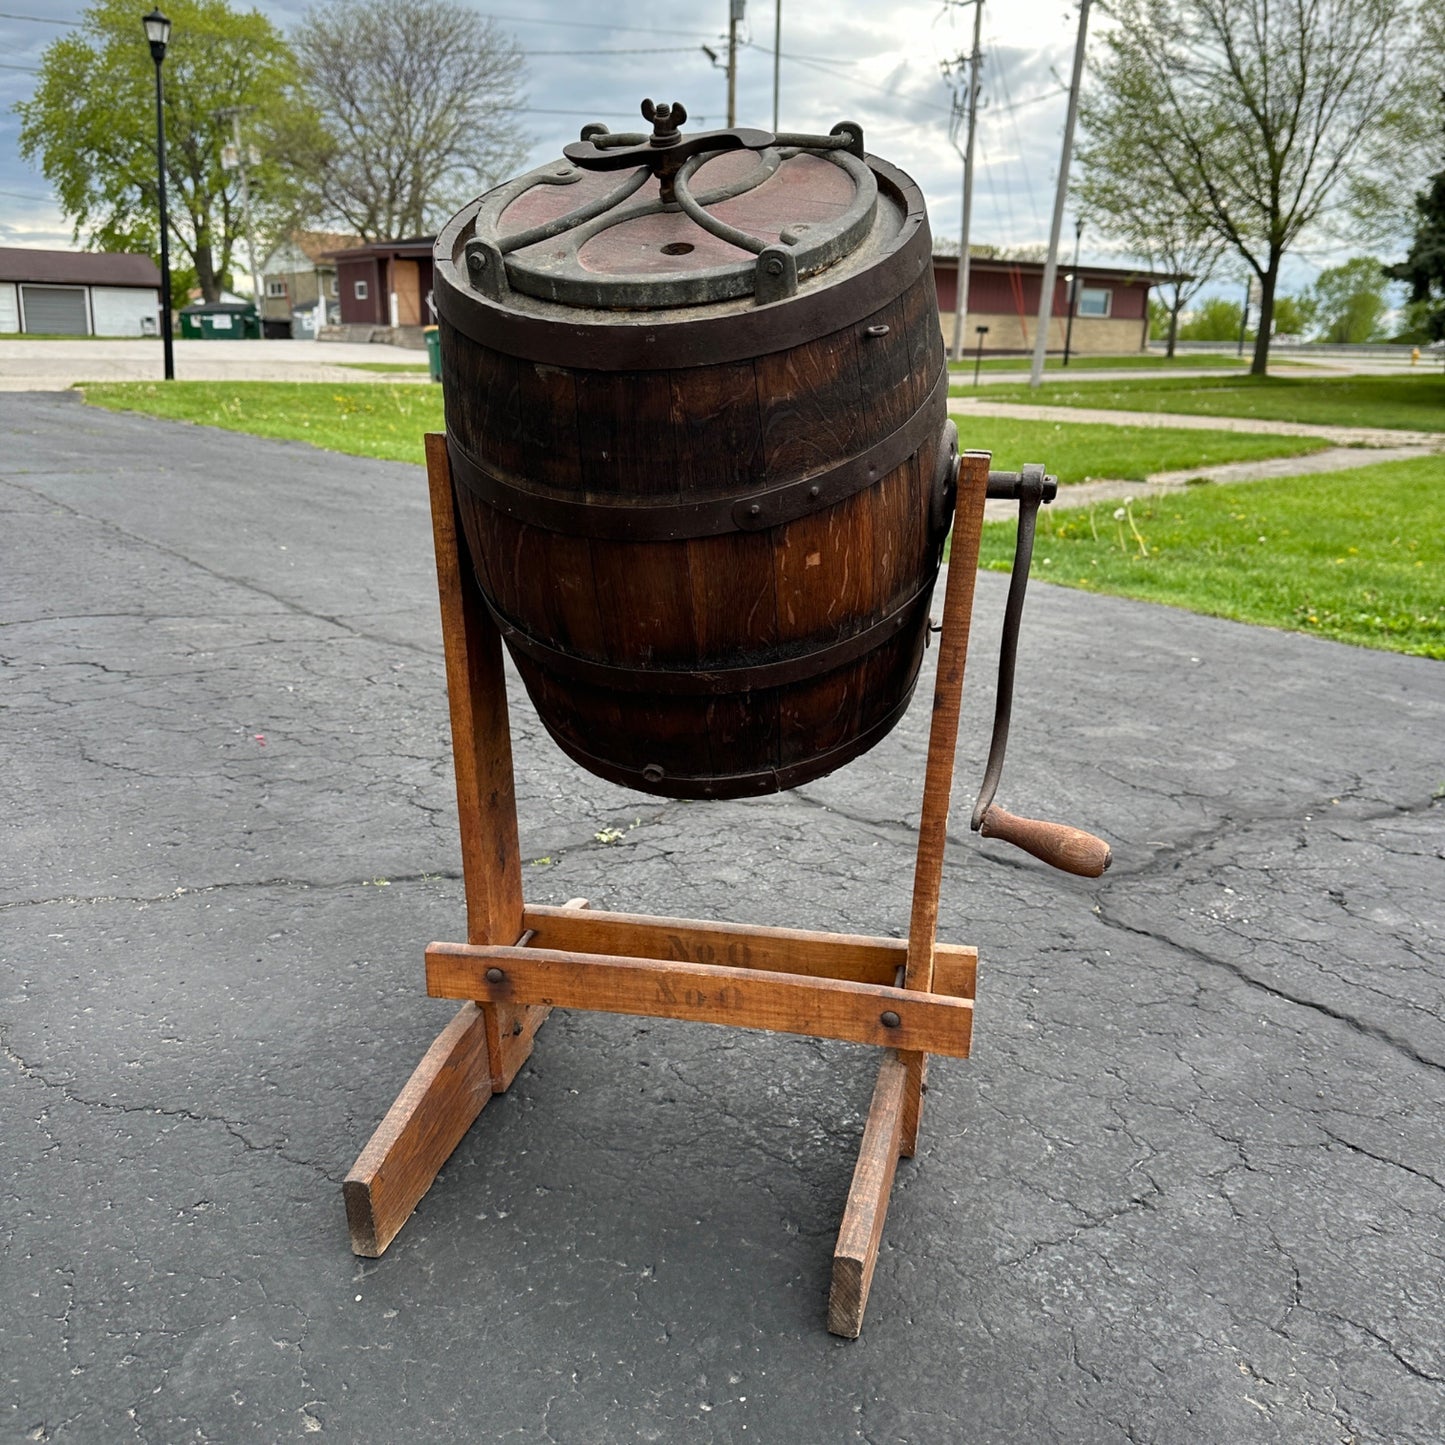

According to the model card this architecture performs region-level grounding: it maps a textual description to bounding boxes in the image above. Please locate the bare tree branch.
[292,0,530,241]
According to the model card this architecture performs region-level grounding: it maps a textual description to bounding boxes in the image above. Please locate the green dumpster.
[178,301,260,340]
[424,324,441,382]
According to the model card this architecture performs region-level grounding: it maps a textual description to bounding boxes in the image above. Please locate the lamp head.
[143,9,170,62]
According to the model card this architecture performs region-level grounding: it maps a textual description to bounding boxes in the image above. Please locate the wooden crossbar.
[425,940,974,1058]
[522,905,977,999]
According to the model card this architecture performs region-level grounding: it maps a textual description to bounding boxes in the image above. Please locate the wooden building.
[328,237,436,336]
[0,248,161,336]
[933,255,1173,355]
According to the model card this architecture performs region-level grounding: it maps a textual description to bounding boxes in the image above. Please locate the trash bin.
[424,324,441,382]
[178,301,261,339]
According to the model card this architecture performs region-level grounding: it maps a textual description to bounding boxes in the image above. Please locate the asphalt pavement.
[2,391,1442,1444]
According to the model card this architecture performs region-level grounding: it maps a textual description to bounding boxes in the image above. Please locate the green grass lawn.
[78,380,1326,484]
[947,352,1252,372]
[80,380,445,464]
[950,413,1325,483]
[976,455,1444,657]
[967,372,1445,432]
[334,362,434,374]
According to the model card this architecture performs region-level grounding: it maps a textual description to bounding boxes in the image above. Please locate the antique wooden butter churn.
[345,103,1110,1338]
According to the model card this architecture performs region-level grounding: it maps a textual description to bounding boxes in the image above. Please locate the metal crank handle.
[976,805,1113,878]
[969,462,1111,878]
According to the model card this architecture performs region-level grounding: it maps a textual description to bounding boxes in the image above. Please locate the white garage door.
[21,284,90,335]
[91,286,158,336]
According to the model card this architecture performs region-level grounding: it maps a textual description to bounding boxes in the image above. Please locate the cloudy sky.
[0,0,1376,296]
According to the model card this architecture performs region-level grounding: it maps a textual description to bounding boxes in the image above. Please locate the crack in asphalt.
[1318,1127,1445,1194]
[1,471,435,662]
[1,1023,341,1185]
[0,871,464,914]
[1093,899,1444,1075]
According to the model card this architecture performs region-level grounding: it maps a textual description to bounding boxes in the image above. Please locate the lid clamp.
[565,100,865,184]
[565,101,871,306]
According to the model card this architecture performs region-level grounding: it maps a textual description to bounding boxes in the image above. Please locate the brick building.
[934,254,1176,355]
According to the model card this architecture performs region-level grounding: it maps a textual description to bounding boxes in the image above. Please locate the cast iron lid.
[435,100,927,319]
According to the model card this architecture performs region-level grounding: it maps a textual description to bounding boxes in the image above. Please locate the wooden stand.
[344,435,992,1338]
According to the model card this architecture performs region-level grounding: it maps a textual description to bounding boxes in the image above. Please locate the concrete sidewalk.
[0,337,429,390]
[950,395,1444,450]
[3,393,1442,1443]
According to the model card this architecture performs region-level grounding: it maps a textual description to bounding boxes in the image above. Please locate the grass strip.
[946,352,1253,373]
[976,455,1444,658]
[334,362,434,374]
[950,413,1325,483]
[80,380,445,464]
[971,372,1445,432]
[78,380,1325,485]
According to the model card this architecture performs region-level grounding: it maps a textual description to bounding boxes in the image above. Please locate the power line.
[739,40,856,66]
[518,107,659,118]
[775,50,953,116]
[0,10,77,23]
[518,46,705,56]
[477,12,712,39]
[989,85,1067,115]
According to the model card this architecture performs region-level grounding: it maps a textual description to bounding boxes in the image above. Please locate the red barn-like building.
[319,236,1171,356]
[934,255,1175,355]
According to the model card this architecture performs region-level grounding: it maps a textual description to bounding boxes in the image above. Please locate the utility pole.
[772,0,781,131]
[1028,0,1091,388]
[727,0,744,127]
[944,0,984,362]
[218,106,264,330]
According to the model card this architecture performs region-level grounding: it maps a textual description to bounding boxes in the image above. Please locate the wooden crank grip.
[977,805,1112,877]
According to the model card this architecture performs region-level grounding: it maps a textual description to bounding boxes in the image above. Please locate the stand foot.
[828,1050,908,1338]
[343,1001,494,1257]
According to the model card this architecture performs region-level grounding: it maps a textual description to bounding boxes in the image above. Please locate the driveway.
[3,393,1441,1443]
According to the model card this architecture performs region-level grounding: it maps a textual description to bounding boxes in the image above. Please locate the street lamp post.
[1062,217,1084,367]
[143,9,174,380]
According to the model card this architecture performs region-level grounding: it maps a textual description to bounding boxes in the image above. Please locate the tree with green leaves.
[1269,293,1317,340]
[1386,128,1445,343]
[1079,0,1438,376]
[16,0,316,303]
[1178,296,1246,343]
[1308,258,1395,344]
[290,0,529,241]
[1076,141,1227,358]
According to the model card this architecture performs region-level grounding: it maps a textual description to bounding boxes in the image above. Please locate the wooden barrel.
[433,115,952,800]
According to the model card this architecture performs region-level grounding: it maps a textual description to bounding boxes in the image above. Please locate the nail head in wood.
[880,1010,901,1029]
[486,966,506,983]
